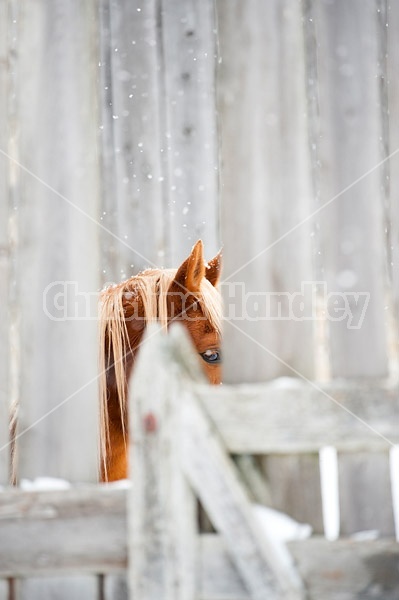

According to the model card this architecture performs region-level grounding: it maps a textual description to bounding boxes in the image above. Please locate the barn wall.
[98,0,220,280]
[0,6,398,597]
[217,0,399,537]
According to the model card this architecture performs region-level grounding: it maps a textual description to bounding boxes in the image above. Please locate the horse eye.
[200,349,221,364]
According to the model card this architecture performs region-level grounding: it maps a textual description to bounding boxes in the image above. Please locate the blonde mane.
[99,267,221,477]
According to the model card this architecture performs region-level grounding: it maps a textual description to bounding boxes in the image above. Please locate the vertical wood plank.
[161,0,220,265]
[129,325,198,600]
[311,0,388,379]
[99,0,221,277]
[98,0,120,283]
[15,0,99,482]
[217,0,319,532]
[261,454,323,535]
[308,0,393,536]
[0,581,8,600]
[338,451,394,536]
[0,0,10,486]
[386,1,399,361]
[218,0,315,384]
[105,0,165,276]
[12,1,100,598]
[103,574,128,600]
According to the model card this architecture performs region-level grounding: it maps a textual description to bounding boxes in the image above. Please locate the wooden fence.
[1,0,399,598]
[2,325,399,599]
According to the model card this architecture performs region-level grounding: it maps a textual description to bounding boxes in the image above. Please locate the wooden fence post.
[128,324,199,600]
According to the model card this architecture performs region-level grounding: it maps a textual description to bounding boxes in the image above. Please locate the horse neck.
[101,322,145,481]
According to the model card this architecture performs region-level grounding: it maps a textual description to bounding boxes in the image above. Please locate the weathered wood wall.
[1,0,399,597]
[0,0,220,597]
[219,0,399,539]
[219,0,394,383]
[2,1,102,598]
[98,0,220,277]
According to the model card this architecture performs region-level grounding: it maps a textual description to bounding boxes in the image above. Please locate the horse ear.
[171,239,206,295]
[205,249,222,287]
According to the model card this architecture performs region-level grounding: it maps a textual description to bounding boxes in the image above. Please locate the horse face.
[167,240,222,385]
[183,305,222,385]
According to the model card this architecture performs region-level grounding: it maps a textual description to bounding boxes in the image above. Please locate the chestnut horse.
[98,240,222,481]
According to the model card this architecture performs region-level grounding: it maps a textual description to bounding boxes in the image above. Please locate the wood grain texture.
[217,0,314,383]
[199,534,249,600]
[103,574,128,600]
[128,325,198,600]
[261,454,323,535]
[0,580,8,600]
[386,0,399,361]
[1,485,398,599]
[15,577,99,600]
[309,0,388,379]
[98,0,220,277]
[0,486,127,576]
[11,6,101,598]
[14,0,100,483]
[180,389,304,600]
[338,450,395,536]
[0,0,10,486]
[97,0,121,283]
[202,534,399,600]
[104,0,165,276]
[161,0,220,265]
[129,325,303,600]
[307,0,393,539]
[289,537,399,600]
[197,380,399,453]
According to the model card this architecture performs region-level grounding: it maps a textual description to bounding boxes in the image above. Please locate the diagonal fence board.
[171,330,302,600]
[179,388,304,600]
[128,325,304,600]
